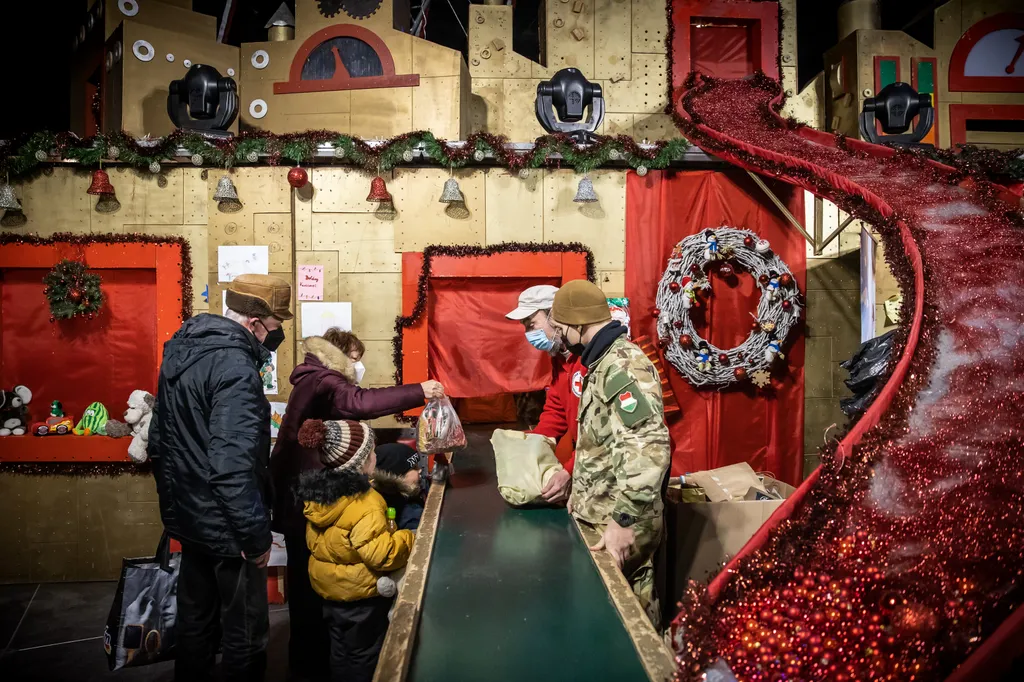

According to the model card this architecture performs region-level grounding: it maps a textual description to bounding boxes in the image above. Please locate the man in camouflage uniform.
[549,280,671,626]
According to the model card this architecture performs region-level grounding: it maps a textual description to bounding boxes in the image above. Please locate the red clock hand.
[1007,35,1024,75]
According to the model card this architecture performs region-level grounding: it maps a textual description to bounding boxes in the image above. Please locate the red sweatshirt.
[530,353,586,473]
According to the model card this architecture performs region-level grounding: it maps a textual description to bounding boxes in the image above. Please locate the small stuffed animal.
[74,402,109,435]
[0,386,33,436]
[105,391,156,462]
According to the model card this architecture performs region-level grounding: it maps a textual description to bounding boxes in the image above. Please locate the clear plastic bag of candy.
[416,396,466,455]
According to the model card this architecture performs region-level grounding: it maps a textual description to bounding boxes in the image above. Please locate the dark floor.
[0,582,291,681]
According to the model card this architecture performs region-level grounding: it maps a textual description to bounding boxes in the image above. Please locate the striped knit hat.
[298,419,376,471]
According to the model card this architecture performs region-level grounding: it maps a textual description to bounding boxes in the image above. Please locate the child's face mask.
[353,361,366,384]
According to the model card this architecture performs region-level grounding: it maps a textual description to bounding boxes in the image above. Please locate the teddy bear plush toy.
[0,385,33,436]
[105,390,156,463]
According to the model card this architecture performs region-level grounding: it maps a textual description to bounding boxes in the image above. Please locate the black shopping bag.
[103,532,180,670]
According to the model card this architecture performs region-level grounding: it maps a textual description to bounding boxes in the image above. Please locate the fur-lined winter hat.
[298,419,375,471]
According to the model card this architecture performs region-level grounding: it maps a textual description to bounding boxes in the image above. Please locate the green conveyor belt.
[408,428,649,682]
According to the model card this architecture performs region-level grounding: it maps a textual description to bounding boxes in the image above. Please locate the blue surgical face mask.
[525,329,554,352]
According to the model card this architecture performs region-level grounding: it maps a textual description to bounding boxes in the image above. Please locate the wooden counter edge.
[574,520,678,682]
[373,478,446,682]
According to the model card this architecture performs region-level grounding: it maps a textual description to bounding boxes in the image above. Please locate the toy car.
[33,414,75,436]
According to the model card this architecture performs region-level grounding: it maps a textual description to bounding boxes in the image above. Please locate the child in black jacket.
[371,443,427,531]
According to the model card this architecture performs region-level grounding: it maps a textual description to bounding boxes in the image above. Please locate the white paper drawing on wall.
[218,245,269,283]
[301,302,352,339]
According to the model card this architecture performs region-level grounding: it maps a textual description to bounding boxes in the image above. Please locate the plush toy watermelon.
[73,402,109,436]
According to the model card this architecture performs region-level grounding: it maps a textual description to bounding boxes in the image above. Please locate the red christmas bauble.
[690,263,701,274]
[758,274,770,286]
[69,289,82,302]
[673,320,683,329]
[669,281,681,292]
[718,353,729,363]
[743,236,754,247]
[679,334,693,348]
[782,300,793,311]
[751,320,761,330]
[718,263,734,277]
[658,337,668,349]
[287,167,309,188]
[49,316,56,323]
[737,352,745,360]
[651,307,661,317]
[780,273,794,287]
[734,367,747,380]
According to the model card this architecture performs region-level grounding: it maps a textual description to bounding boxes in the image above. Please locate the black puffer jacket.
[149,314,273,558]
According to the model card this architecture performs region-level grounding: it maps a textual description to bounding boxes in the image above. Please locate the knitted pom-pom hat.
[298,418,376,471]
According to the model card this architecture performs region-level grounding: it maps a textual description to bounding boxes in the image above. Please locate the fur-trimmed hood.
[372,470,421,499]
[300,336,357,383]
[295,467,371,506]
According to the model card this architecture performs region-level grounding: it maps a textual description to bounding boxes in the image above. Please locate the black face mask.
[564,326,585,357]
[257,320,285,352]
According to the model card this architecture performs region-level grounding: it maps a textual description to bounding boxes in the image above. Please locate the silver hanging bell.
[214,175,242,213]
[573,176,598,203]
[439,177,465,203]
[0,183,21,211]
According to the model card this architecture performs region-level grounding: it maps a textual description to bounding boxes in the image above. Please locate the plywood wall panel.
[631,0,669,54]
[361,341,400,385]
[392,169,486,251]
[543,169,626,270]
[312,168,387,214]
[503,79,547,141]
[184,168,209,225]
[633,113,679,141]
[296,250,341,302]
[604,113,635,137]
[538,0,596,77]
[92,168,185,232]
[338,274,403,341]
[469,79,505,134]
[349,90,414,138]
[596,270,626,296]
[594,0,632,81]
[313,214,403,273]
[6,168,92,236]
[254,213,293,272]
[414,77,463,139]
[485,168,544,244]
[125,224,210,312]
[413,35,463,77]
[295,189,313,251]
[604,54,668,113]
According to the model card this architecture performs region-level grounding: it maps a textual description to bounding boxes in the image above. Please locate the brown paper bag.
[685,462,766,502]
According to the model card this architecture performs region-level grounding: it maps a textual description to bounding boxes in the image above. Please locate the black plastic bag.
[839,330,896,417]
[103,533,180,670]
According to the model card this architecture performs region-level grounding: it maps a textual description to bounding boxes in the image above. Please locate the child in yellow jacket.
[296,418,414,682]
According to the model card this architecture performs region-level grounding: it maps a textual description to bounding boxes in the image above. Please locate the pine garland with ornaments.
[0,129,688,180]
[43,259,104,321]
[655,227,801,388]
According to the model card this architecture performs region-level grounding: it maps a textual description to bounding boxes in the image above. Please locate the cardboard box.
[656,472,796,625]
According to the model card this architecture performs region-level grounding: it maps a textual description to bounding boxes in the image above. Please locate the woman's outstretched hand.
[421,380,445,400]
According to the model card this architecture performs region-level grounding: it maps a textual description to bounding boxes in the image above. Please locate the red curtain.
[1,269,157,424]
[691,22,755,79]
[625,170,806,483]
[427,277,560,399]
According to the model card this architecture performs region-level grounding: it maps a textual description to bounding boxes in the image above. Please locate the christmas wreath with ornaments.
[43,259,104,321]
[655,227,802,388]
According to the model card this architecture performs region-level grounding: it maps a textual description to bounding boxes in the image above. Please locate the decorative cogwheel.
[750,369,772,389]
[319,0,382,19]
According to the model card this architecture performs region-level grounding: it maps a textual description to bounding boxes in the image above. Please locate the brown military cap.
[551,279,611,325]
[225,274,293,321]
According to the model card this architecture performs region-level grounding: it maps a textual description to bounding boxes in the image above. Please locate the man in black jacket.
[149,274,292,682]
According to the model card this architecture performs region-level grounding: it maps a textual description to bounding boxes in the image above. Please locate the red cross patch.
[571,371,584,397]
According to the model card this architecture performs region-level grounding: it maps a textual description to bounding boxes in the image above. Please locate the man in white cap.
[506,285,586,504]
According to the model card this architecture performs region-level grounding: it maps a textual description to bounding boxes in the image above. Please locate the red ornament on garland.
[651,307,661,317]
[669,281,681,292]
[690,263,701,275]
[751,320,761,330]
[780,272,794,287]
[734,367,747,380]
[658,337,668,349]
[758,273,770,286]
[287,167,309,189]
[673,320,683,329]
[782,300,793,311]
[69,289,82,302]
[743,236,754,247]
[718,353,729,363]
[679,334,693,348]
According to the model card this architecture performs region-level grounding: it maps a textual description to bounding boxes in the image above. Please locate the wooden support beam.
[746,170,815,246]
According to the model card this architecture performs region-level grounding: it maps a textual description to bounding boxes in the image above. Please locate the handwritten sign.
[298,265,324,301]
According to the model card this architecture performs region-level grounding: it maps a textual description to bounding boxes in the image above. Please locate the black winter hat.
[374,443,420,477]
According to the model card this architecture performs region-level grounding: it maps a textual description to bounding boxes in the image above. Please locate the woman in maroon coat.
[271,329,442,680]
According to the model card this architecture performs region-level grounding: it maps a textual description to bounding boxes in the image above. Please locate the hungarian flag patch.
[618,390,638,413]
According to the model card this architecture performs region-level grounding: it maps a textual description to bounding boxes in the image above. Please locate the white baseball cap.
[505,285,559,320]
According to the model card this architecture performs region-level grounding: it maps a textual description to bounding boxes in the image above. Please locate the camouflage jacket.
[570,334,671,526]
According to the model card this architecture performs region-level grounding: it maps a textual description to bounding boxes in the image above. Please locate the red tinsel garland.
[669,72,1024,682]
[390,242,596,422]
